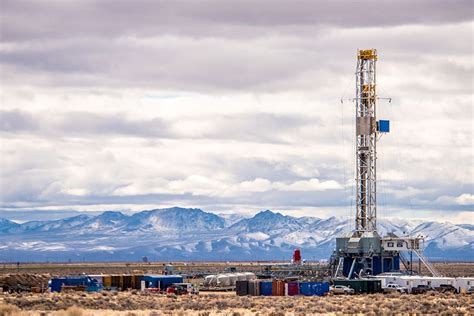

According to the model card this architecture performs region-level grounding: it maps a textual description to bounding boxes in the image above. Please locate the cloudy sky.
[0,0,472,223]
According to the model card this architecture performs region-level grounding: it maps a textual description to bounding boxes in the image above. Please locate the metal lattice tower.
[355,49,378,233]
[331,49,438,279]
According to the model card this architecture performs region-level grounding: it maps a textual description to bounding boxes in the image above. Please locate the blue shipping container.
[298,282,330,296]
[49,276,99,292]
[142,275,183,290]
[260,281,272,296]
[50,278,66,292]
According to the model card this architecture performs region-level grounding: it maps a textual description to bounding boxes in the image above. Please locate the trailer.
[455,277,474,294]
[371,275,458,293]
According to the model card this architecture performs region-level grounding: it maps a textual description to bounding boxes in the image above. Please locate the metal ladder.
[413,249,441,277]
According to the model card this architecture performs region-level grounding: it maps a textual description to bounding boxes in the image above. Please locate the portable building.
[386,276,425,292]
[393,276,454,290]
[422,277,456,289]
[373,275,460,293]
[455,277,474,293]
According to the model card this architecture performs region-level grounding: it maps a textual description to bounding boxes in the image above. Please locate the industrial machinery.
[293,248,302,265]
[332,49,438,279]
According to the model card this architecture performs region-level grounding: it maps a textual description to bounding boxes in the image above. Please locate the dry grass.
[0,303,20,315]
[1,291,472,315]
[2,261,472,278]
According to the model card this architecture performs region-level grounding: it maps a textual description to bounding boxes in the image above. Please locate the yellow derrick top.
[358,49,377,60]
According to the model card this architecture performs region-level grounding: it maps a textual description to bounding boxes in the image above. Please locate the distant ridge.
[0,207,471,262]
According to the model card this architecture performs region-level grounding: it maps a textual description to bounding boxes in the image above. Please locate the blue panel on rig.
[377,120,390,133]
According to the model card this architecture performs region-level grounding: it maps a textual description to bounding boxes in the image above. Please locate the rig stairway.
[413,249,441,277]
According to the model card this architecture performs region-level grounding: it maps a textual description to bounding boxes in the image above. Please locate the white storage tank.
[244,272,256,281]
[216,274,231,287]
[226,274,238,286]
[235,273,247,281]
[204,275,217,286]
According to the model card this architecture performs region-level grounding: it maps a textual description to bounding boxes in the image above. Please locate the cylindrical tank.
[204,275,216,286]
[235,273,247,281]
[293,248,302,264]
[227,274,238,286]
[217,274,230,287]
[244,272,256,281]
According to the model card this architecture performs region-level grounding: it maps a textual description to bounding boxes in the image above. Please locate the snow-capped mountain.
[0,207,471,262]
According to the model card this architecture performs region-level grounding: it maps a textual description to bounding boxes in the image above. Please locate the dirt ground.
[2,261,472,278]
[0,262,472,315]
[0,291,473,315]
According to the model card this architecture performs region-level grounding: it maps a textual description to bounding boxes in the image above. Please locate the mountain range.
[0,207,472,262]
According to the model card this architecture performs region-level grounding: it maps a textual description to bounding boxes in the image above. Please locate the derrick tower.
[332,49,436,279]
[355,49,378,233]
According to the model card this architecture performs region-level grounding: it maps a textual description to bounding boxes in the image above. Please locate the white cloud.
[435,193,474,206]
[0,2,472,224]
[237,178,273,192]
[455,194,474,206]
[276,179,342,191]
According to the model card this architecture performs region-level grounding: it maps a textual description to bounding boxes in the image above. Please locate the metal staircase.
[413,249,441,277]
[399,252,410,272]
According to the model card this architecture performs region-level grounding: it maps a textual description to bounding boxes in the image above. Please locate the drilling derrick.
[355,49,378,233]
[331,49,435,279]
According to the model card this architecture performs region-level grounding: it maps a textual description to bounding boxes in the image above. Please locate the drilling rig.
[332,49,438,279]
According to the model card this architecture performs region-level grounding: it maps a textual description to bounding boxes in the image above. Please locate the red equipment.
[293,248,302,264]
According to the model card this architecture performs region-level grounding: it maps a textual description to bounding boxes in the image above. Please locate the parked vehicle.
[466,286,474,294]
[435,284,457,294]
[168,283,198,295]
[383,283,407,293]
[3,284,31,293]
[411,285,432,294]
[330,285,355,295]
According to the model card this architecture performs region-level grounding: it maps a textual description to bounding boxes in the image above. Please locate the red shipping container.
[272,280,285,296]
[287,282,299,296]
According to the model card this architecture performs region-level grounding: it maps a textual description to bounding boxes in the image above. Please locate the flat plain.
[0,261,472,315]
